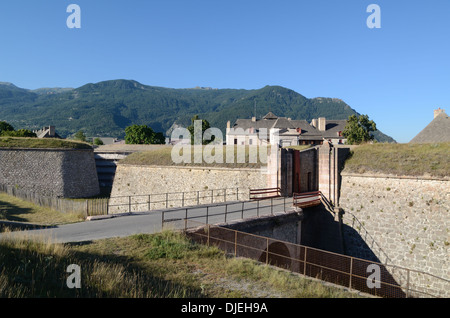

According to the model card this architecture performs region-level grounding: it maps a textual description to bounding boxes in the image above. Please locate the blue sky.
[0,0,449,143]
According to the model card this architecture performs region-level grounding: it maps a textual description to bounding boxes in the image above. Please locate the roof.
[410,112,450,143]
[230,112,347,140]
[290,120,322,136]
[321,120,347,138]
[232,113,311,131]
[34,126,62,139]
[262,112,278,120]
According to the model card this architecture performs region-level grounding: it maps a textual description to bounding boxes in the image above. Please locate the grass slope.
[0,137,93,149]
[0,193,84,225]
[120,145,270,168]
[343,142,450,178]
[0,230,363,298]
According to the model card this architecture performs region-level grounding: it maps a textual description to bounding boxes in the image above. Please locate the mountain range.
[0,80,395,142]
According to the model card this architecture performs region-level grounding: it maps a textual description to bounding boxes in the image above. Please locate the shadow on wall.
[300,204,406,298]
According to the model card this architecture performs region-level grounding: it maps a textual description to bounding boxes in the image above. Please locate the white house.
[226,112,347,147]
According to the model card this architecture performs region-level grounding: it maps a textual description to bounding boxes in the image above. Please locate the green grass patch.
[0,230,363,298]
[0,137,93,149]
[343,142,450,177]
[120,145,270,168]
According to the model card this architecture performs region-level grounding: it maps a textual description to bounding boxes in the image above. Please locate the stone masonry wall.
[338,172,449,295]
[109,164,268,213]
[0,148,100,198]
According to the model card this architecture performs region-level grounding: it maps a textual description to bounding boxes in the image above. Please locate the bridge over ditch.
[2,185,447,298]
[161,191,448,299]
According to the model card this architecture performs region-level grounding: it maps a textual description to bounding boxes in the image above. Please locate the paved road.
[0,197,292,244]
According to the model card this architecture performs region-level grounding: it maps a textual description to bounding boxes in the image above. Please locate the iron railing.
[185,221,450,298]
[161,196,291,230]
[249,187,281,200]
[293,191,322,208]
[105,188,246,215]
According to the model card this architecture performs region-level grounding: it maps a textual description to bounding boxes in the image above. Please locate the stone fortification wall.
[0,148,100,198]
[338,172,449,295]
[109,164,268,213]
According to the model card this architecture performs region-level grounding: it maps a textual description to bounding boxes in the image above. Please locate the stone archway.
[259,242,291,269]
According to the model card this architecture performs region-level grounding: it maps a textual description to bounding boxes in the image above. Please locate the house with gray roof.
[410,108,450,143]
[33,125,62,139]
[226,112,347,147]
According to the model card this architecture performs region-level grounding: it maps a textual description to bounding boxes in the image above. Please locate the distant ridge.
[0,79,396,143]
[31,87,74,95]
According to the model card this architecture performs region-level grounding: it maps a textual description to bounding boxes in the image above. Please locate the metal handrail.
[293,191,321,208]
[161,196,290,228]
[186,221,450,298]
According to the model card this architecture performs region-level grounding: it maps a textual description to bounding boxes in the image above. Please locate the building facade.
[226,112,347,147]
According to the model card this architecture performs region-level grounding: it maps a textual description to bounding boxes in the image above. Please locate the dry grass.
[0,137,93,149]
[342,142,450,178]
[120,145,271,168]
[0,193,85,226]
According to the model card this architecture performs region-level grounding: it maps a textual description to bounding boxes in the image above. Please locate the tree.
[0,121,37,137]
[0,121,14,135]
[152,132,166,145]
[343,114,377,145]
[125,124,165,144]
[74,130,87,142]
[187,115,214,145]
[93,137,104,145]
[2,129,37,137]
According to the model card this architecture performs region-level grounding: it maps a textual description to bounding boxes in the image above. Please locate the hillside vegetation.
[0,80,395,143]
[342,142,450,178]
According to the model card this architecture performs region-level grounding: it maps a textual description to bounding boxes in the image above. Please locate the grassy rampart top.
[119,145,270,168]
[342,142,449,178]
[0,137,93,150]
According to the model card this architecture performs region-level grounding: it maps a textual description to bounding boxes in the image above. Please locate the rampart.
[108,144,449,293]
[338,172,449,284]
[0,148,100,198]
[109,164,269,213]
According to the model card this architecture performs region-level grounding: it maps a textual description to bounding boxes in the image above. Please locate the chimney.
[226,121,231,133]
[252,117,256,122]
[434,108,445,119]
[311,119,317,128]
[49,126,55,137]
[318,117,326,132]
